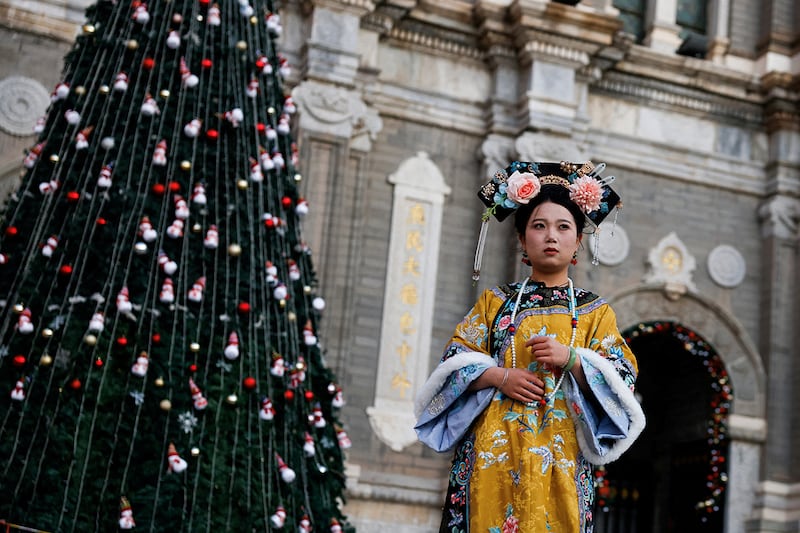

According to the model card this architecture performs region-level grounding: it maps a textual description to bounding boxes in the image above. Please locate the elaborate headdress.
[473,160,621,280]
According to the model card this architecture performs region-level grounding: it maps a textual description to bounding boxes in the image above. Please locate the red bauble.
[256,123,266,133]
[201,58,212,69]
[281,196,293,208]
[96,217,107,226]
[94,358,104,368]
[237,301,251,314]
[70,378,82,390]
[116,336,128,347]
[243,376,256,390]
[255,58,266,69]
[12,354,26,367]
[66,191,80,202]
[206,129,218,140]
[189,363,198,373]
[284,390,294,401]
[152,183,166,195]
[59,264,73,276]
[199,0,209,5]
[142,57,155,69]
[264,218,275,228]
[304,390,314,401]
[152,333,161,344]
[168,181,180,192]
[5,226,18,237]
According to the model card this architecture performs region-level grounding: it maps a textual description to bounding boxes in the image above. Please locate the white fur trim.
[414,352,496,419]
[567,347,646,465]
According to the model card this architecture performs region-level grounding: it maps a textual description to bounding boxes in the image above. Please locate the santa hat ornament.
[278,54,291,78]
[312,403,326,428]
[203,225,219,249]
[75,126,93,150]
[270,505,287,529]
[16,308,34,335]
[336,426,352,449]
[287,259,301,281]
[174,195,190,220]
[116,286,133,313]
[291,143,299,167]
[10,379,26,401]
[187,276,205,302]
[298,514,312,533]
[24,142,45,169]
[259,397,275,421]
[41,235,59,257]
[275,453,295,483]
[276,114,290,135]
[246,77,259,98]
[180,57,199,88]
[38,177,59,195]
[224,108,244,128]
[157,250,177,275]
[141,94,160,117]
[167,442,188,473]
[131,351,149,377]
[273,282,288,301]
[258,55,273,75]
[189,377,208,410]
[159,278,175,303]
[332,386,345,409]
[224,331,240,360]
[303,432,316,457]
[97,162,114,188]
[166,219,184,239]
[260,147,274,171]
[118,497,136,529]
[271,149,285,168]
[265,261,278,285]
[113,72,128,92]
[330,518,343,533]
[295,198,309,218]
[191,183,207,205]
[166,30,181,49]
[132,2,150,24]
[139,216,157,242]
[270,353,285,377]
[249,157,264,182]
[152,139,167,165]
[266,12,282,35]
[88,312,105,332]
[207,3,221,26]
[239,1,254,18]
[265,124,277,140]
[283,96,296,114]
[184,118,202,138]
[52,81,70,101]
[64,109,81,125]
[303,320,317,346]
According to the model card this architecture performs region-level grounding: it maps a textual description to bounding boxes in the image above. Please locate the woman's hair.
[513,184,586,237]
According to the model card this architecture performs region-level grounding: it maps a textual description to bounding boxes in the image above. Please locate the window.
[613,0,646,43]
[676,0,708,57]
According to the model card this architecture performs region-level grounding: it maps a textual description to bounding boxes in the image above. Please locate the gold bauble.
[154,377,165,387]
[250,16,257,24]
[99,85,110,94]
[236,40,247,50]
[279,299,286,308]
[74,86,86,96]
[237,179,248,190]
[190,342,200,352]
[196,15,204,22]
[159,89,170,99]
[82,24,96,34]
[49,154,60,163]
[191,447,200,456]
[226,393,238,404]
[287,311,297,322]
[42,328,54,338]
[84,334,98,346]
[228,244,242,256]
[180,160,192,171]
[40,354,53,366]
[160,399,172,411]
[13,303,24,313]
[303,285,311,294]
[126,39,139,50]
[294,173,302,182]
[192,223,202,233]
[267,107,275,115]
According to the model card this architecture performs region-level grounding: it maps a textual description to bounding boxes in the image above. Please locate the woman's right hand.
[499,367,545,405]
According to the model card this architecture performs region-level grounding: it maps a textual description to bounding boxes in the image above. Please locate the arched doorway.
[594,321,732,533]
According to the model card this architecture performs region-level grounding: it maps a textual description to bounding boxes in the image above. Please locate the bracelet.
[562,347,577,371]
[499,368,509,390]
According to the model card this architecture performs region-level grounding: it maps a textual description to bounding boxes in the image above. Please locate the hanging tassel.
[592,226,601,266]
[472,218,490,282]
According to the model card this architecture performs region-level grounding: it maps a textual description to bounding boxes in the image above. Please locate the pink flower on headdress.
[569,175,603,213]
[505,171,541,205]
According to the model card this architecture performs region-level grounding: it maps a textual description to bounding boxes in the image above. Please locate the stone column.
[706,0,731,62]
[642,0,682,53]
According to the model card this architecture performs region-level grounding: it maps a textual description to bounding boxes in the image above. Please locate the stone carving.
[707,244,746,288]
[0,76,50,137]
[590,223,629,266]
[758,196,800,240]
[515,131,588,163]
[643,232,697,300]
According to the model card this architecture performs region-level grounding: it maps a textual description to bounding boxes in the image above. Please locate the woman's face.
[519,201,581,276]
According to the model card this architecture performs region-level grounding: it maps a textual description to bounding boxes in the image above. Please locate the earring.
[571,251,578,266]
[521,251,531,266]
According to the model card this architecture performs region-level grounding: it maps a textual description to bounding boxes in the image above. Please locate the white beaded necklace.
[508,276,578,406]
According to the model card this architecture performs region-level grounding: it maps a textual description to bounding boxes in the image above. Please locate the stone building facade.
[1,0,799,532]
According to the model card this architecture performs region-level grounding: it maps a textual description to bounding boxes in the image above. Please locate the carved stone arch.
[608,286,765,419]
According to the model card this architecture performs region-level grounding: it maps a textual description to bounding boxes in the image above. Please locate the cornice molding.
[387,24,483,60]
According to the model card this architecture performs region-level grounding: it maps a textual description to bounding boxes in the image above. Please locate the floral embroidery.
[489,504,520,533]
[457,311,489,348]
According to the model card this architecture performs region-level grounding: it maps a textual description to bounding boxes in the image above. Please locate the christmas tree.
[0,0,352,531]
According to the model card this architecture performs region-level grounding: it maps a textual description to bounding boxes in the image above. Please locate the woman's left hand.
[525,336,570,369]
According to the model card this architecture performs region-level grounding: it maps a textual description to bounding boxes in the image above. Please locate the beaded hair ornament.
[473,160,621,281]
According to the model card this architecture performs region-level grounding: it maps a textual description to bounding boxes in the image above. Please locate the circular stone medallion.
[707,244,746,288]
[590,223,630,266]
[0,76,51,136]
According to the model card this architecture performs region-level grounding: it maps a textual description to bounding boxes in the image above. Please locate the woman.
[415,161,645,532]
